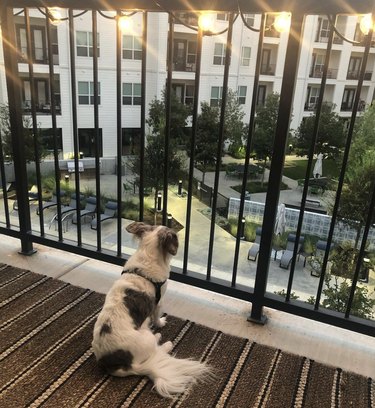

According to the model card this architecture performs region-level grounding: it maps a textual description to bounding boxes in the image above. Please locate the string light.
[198,12,215,32]
[118,15,133,33]
[48,7,62,26]
[359,13,374,35]
[274,12,291,33]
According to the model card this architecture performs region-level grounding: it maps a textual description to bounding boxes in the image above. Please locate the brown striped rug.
[0,264,373,408]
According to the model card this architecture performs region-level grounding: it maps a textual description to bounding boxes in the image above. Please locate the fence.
[1,0,375,336]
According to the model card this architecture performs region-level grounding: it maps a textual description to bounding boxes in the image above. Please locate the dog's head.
[126,222,179,257]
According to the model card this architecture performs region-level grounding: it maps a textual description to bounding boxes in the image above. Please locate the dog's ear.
[126,222,154,237]
[159,229,179,256]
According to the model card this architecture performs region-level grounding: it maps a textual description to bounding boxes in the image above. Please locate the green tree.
[224,89,246,157]
[129,133,184,215]
[308,274,375,320]
[192,102,219,184]
[252,93,280,184]
[0,103,47,163]
[294,103,346,160]
[147,88,191,145]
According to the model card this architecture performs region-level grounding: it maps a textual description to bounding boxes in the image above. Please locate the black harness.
[121,268,166,305]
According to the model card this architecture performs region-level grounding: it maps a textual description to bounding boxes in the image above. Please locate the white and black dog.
[92,222,211,398]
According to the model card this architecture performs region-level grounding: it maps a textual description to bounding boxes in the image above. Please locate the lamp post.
[157,192,162,212]
[178,180,182,196]
[167,213,172,228]
[241,218,246,239]
[64,174,69,186]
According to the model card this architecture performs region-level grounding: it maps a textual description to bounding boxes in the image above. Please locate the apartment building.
[0,9,374,161]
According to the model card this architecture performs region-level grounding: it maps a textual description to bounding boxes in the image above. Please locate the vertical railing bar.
[46,10,63,240]
[345,183,375,318]
[162,13,174,226]
[1,6,34,254]
[68,8,82,246]
[0,131,11,228]
[250,13,304,323]
[183,27,203,274]
[115,11,122,257]
[206,13,234,280]
[314,22,373,309]
[139,11,147,221]
[285,14,336,302]
[232,13,265,286]
[92,10,101,251]
[24,8,44,236]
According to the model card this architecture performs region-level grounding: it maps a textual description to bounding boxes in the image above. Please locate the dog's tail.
[133,348,213,398]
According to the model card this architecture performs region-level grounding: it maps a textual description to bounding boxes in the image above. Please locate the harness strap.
[122,268,166,305]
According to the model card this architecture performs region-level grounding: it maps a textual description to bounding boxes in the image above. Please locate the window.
[21,76,61,114]
[210,86,222,107]
[316,17,329,42]
[347,56,362,79]
[244,14,255,26]
[311,53,325,77]
[341,88,356,111]
[16,24,58,64]
[237,86,247,105]
[217,13,228,21]
[172,83,195,105]
[123,35,142,60]
[213,43,226,65]
[76,31,100,57]
[39,128,63,152]
[122,128,141,155]
[78,128,103,157]
[78,81,101,105]
[256,85,266,106]
[241,47,251,66]
[305,86,320,110]
[123,83,141,105]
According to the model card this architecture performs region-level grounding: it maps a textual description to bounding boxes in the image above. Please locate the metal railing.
[1,0,375,337]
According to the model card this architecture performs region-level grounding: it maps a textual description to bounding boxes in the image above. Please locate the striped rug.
[0,264,373,408]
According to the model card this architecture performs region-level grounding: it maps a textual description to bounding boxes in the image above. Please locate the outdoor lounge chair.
[13,185,39,211]
[49,193,85,229]
[310,240,332,277]
[73,196,97,224]
[90,201,118,230]
[247,227,262,261]
[36,190,66,215]
[279,233,305,269]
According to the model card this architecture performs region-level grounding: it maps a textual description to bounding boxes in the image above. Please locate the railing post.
[249,12,304,324]
[1,6,36,255]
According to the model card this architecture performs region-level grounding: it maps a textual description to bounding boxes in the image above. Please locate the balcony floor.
[1,234,375,379]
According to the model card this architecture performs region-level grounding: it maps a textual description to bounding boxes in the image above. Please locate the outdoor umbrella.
[313,153,323,178]
[275,203,286,236]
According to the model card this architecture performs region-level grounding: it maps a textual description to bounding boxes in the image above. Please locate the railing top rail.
[3,0,374,14]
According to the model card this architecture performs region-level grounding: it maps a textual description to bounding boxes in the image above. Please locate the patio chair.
[36,190,66,215]
[279,233,305,269]
[310,240,332,277]
[247,227,262,261]
[72,196,97,224]
[13,185,39,211]
[90,201,118,230]
[49,193,85,230]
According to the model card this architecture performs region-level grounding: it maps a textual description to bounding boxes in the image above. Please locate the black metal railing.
[1,0,375,337]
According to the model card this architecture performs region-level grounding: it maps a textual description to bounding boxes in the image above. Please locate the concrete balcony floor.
[1,234,375,380]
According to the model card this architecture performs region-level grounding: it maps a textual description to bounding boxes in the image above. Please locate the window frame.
[241,46,251,66]
[122,83,142,105]
[78,81,101,105]
[237,86,247,105]
[76,31,100,57]
[213,43,226,65]
[122,35,142,60]
[210,86,223,107]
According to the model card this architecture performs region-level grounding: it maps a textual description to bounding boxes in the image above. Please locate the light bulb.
[198,12,214,32]
[49,7,62,26]
[274,12,291,33]
[360,14,373,35]
[118,15,132,33]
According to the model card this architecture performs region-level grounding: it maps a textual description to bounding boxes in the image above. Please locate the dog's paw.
[161,341,173,353]
[154,316,167,328]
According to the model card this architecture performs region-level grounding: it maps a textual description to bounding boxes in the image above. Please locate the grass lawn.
[283,157,340,180]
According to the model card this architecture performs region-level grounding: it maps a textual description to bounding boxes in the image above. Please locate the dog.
[92,221,212,398]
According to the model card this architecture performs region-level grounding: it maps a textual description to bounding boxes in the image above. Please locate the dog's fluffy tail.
[132,348,213,398]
